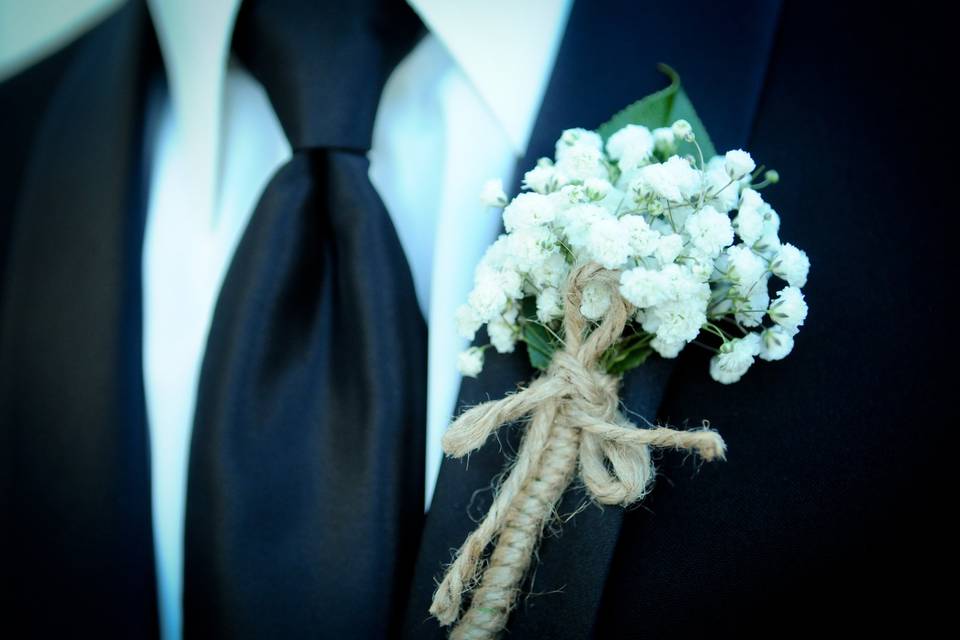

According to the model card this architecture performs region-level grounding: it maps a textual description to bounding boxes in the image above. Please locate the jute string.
[429,262,727,639]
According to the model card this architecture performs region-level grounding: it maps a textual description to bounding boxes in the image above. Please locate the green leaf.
[522,321,557,371]
[519,296,560,371]
[606,346,653,375]
[600,332,654,375]
[596,64,716,159]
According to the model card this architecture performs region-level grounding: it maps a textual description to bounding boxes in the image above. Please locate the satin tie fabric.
[181,1,427,637]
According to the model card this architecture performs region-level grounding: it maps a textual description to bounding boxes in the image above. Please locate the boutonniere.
[431,65,810,638]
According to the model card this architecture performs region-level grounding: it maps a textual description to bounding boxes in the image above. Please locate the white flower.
[704,159,740,213]
[558,203,609,250]
[456,124,807,387]
[636,155,700,202]
[682,251,713,283]
[557,128,603,151]
[596,186,628,216]
[760,325,795,361]
[653,233,684,265]
[631,266,709,344]
[580,281,611,320]
[584,177,612,200]
[606,124,654,172]
[735,280,769,328]
[458,347,485,377]
[529,251,569,289]
[726,244,768,289]
[685,205,734,257]
[556,129,607,182]
[652,127,676,154]
[480,178,508,207]
[502,192,556,232]
[527,251,566,289]
[768,286,808,335]
[502,225,557,273]
[757,207,781,253]
[621,264,700,310]
[771,243,810,287]
[585,217,632,269]
[555,183,590,205]
[724,149,756,179]
[641,294,708,347]
[651,336,685,358]
[620,267,669,308]
[476,233,514,271]
[523,159,560,193]
[620,215,660,257]
[470,261,522,312]
[668,203,698,230]
[455,303,483,340]
[709,333,762,384]
[536,286,563,322]
[664,264,712,299]
[500,269,523,298]
[733,190,765,246]
[488,318,518,353]
[671,119,693,142]
[467,276,508,322]
[556,149,607,182]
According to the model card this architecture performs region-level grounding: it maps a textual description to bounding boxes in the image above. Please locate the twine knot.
[547,350,618,414]
[431,262,727,639]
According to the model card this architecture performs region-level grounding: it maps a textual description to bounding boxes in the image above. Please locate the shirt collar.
[407,0,573,156]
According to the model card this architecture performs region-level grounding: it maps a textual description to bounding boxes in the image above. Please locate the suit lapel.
[0,2,162,635]
[403,1,782,637]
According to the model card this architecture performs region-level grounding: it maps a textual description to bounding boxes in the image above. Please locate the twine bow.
[430,262,727,640]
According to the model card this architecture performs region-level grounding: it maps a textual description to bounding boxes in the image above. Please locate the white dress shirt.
[141,1,572,638]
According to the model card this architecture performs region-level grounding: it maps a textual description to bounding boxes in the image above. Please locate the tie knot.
[232,0,424,151]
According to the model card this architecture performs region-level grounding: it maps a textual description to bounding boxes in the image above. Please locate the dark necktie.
[182,1,427,637]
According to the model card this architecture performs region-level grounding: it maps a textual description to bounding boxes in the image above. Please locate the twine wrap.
[430,262,727,640]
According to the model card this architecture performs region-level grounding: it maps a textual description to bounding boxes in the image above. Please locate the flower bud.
[671,119,694,142]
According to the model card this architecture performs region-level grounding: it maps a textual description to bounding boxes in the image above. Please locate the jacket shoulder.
[0,11,120,282]
[0,26,95,189]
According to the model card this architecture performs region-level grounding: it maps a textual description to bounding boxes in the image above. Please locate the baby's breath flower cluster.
[457,121,809,384]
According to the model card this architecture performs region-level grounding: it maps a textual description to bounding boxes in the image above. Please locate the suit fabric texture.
[0,0,950,638]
